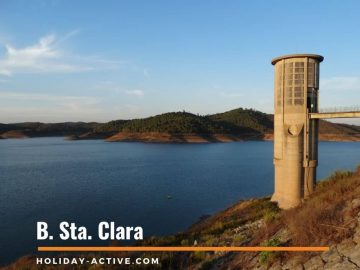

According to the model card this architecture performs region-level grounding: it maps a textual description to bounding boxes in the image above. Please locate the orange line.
[38,246,329,252]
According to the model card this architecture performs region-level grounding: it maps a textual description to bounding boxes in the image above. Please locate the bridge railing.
[319,106,360,113]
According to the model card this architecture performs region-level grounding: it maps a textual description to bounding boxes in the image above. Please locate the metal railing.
[319,106,360,113]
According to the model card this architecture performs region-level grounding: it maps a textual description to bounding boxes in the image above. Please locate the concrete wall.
[271,54,323,209]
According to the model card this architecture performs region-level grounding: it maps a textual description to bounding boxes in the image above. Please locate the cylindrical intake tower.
[271,54,324,209]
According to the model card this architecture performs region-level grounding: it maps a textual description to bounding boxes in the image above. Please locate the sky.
[0,0,359,123]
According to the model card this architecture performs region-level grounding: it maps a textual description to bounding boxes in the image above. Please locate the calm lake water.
[0,137,360,265]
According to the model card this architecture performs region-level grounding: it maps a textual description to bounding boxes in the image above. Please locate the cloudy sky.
[0,0,359,123]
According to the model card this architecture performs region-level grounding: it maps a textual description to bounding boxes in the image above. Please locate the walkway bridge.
[311,106,360,119]
[310,111,360,119]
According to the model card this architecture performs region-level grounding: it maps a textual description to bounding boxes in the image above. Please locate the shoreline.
[1,131,360,143]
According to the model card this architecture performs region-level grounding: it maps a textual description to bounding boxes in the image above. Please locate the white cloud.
[321,76,360,92]
[0,32,117,76]
[126,89,144,98]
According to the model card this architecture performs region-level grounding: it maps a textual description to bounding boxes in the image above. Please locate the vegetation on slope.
[95,112,228,134]
[1,108,360,140]
[0,108,271,138]
[0,122,98,137]
[94,109,269,134]
[209,108,273,133]
[319,120,360,135]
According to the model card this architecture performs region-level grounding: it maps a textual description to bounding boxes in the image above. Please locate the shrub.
[199,258,220,270]
[192,251,207,262]
[263,209,278,224]
[233,234,245,245]
[259,237,281,265]
[180,239,190,246]
[328,170,353,181]
[209,221,225,234]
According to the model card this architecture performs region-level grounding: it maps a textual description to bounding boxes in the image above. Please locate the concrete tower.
[271,54,324,209]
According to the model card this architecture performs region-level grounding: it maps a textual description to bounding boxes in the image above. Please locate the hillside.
[0,122,97,138]
[4,165,360,270]
[94,108,273,134]
[1,108,360,142]
[319,121,360,141]
[209,108,273,133]
[100,112,228,133]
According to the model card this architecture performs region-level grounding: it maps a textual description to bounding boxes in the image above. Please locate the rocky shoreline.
[2,130,360,143]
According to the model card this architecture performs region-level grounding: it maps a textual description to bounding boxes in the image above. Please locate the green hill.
[209,108,273,133]
[0,122,98,137]
[95,112,235,134]
[93,108,273,134]
[1,107,360,141]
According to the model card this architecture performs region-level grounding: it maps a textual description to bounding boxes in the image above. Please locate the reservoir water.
[0,137,360,265]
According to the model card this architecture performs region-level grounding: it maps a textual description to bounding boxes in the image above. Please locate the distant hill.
[94,108,274,135]
[94,112,226,133]
[0,122,98,138]
[319,120,360,134]
[209,108,273,133]
[1,107,360,142]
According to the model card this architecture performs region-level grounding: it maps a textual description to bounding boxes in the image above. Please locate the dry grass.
[250,166,360,249]
[284,169,360,246]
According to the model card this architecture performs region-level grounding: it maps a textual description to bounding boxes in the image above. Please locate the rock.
[248,259,265,270]
[352,199,360,210]
[254,264,268,270]
[321,246,342,264]
[337,239,356,257]
[353,227,360,244]
[281,255,304,270]
[324,259,358,270]
[303,256,324,270]
[349,221,358,229]
[268,261,282,270]
[287,265,304,270]
[349,244,360,267]
[273,228,291,244]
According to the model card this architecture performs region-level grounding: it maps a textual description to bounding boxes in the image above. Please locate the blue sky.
[0,0,359,123]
